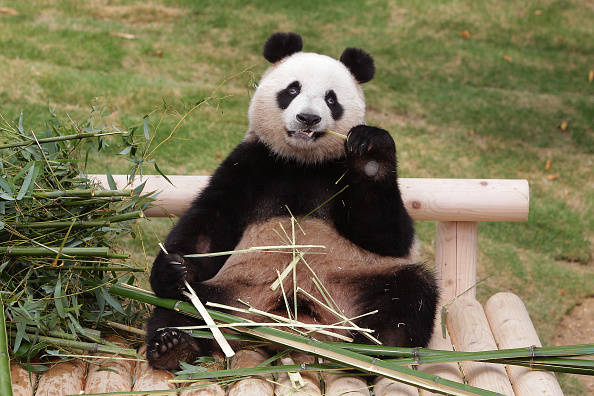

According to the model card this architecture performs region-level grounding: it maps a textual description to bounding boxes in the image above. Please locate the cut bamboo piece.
[84,335,134,394]
[35,359,86,396]
[485,292,564,396]
[446,297,514,396]
[133,345,177,395]
[324,373,369,396]
[373,373,419,395]
[92,175,530,222]
[10,364,36,396]
[228,348,274,396]
[275,351,321,395]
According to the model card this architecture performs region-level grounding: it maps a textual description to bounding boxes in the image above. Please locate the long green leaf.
[0,295,13,396]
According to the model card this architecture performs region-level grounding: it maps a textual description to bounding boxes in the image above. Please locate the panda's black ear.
[263,32,303,63]
[340,47,375,84]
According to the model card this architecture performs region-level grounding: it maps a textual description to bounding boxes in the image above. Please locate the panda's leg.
[351,264,439,348]
[146,306,216,370]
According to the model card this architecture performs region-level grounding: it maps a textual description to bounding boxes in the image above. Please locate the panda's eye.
[289,86,299,95]
[325,91,337,106]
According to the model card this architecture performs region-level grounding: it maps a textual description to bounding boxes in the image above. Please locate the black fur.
[325,90,344,121]
[276,80,301,110]
[340,47,376,84]
[263,32,303,63]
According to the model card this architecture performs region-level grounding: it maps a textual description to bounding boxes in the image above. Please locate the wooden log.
[275,351,321,395]
[10,364,36,396]
[418,316,463,396]
[91,175,529,222]
[133,345,177,395]
[179,351,226,396]
[84,335,134,394]
[435,221,478,301]
[35,359,86,396]
[446,297,514,396]
[324,373,369,395]
[373,373,419,396]
[228,348,273,396]
[485,292,564,396]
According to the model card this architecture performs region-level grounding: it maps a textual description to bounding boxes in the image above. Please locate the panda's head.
[247,32,375,164]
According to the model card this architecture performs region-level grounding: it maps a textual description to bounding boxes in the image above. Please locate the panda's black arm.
[332,125,416,258]
[149,147,259,300]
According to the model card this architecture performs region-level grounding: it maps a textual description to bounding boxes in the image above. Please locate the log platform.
[11,176,566,395]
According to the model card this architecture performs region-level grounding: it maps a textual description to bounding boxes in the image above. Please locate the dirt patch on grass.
[553,295,594,393]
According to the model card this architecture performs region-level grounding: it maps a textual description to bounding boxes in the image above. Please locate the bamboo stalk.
[30,189,133,199]
[7,332,138,357]
[38,265,143,271]
[0,246,128,259]
[11,210,143,229]
[0,131,122,149]
[0,295,13,396]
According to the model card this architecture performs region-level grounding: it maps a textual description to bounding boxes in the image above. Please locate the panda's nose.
[296,113,321,128]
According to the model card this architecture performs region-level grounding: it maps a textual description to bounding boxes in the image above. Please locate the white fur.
[247,52,367,164]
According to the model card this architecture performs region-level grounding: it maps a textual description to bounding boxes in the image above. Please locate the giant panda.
[146,32,438,370]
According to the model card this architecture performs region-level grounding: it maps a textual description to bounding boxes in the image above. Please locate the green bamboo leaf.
[0,176,12,193]
[0,295,13,396]
[16,163,38,200]
[143,115,150,140]
[118,146,132,155]
[154,162,174,185]
[100,287,125,314]
[105,169,117,190]
[54,279,66,319]
[13,160,34,182]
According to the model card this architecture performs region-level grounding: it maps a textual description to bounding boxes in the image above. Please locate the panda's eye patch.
[277,81,301,110]
[325,90,344,121]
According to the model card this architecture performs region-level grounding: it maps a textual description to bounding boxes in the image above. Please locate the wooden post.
[446,297,514,396]
[485,292,564,396]
[435,221,478,302]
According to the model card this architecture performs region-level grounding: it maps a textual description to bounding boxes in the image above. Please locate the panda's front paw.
[146,328,202,370]
[346,125,396,178]
[150,253,188,298]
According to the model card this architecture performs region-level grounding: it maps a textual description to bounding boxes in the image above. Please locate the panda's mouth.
[287,130,324,141]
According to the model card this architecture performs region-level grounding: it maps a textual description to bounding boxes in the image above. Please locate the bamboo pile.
[1,110,156,396]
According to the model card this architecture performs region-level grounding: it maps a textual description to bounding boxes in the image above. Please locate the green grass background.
[1,1,593,393]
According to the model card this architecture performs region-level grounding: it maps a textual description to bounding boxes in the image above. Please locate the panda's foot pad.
[146,328,201,370]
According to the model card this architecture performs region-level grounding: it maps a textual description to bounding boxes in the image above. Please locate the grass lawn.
[1,0,593,393]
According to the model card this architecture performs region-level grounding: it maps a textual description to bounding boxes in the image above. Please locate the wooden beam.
[91,175,529,222]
